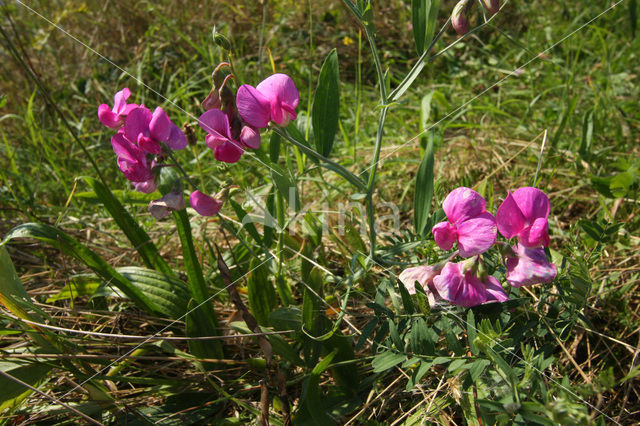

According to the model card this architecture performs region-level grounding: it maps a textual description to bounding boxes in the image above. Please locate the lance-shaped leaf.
[312,49,340,157]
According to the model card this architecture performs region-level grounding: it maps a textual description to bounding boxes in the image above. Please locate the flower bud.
[451,0,471,36]
[212,26,232,51]
[482,0,499,15]
[190,190,223,217]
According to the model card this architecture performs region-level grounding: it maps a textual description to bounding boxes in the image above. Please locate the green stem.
[273,127,366,191]
[364,106,389,258]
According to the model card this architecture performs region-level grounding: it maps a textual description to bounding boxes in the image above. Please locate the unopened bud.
[451,0,471,35]
[212,26,232,51]
[482,0,499,15]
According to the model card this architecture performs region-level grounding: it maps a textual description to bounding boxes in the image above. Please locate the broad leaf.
[312,49,340,157]
[412,0,441,54]
[247,257,277,326]
[414,135,434,236]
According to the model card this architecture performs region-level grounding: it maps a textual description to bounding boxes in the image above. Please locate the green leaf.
[300,349,339,425]
[414,136,434,236]
[228,199,263,246]
[269,129,281,163]
[372,351,406,373]
[2,223,160,315]
[609,171,634,198]
[412,0,441,54]
[117,267,190,319]
[173,210,223,358]
[80,177,174,277]
[247,257,277,326]
[312,49,340,157]
[468,359,491,382]
[579,109,594,161]
[0,361,53,414]
[271,163,300,212]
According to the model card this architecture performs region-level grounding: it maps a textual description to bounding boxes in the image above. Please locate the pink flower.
[399,264,443,306]
[496,187,550,248]
[189,190,223,217]
[148,191,186,219]
[198,109,245,163]
[432,261,508,308]
[506,244,557,287]
[432,187,497,257]
[133,179,157,194]
[111,132,154,183]
[98,88,138,129]
[124,106,187,154]
[236,73,299,128]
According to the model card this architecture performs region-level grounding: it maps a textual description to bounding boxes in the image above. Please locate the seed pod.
[451,0,471,35]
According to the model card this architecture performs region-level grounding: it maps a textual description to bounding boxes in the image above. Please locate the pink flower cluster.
[98,88,187,194]
[198,73,299,163]
[400,187,557,308]
[98,88,222,218]
[98,71,299,219]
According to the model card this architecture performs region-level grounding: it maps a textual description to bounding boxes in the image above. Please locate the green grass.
[1,0,639,424]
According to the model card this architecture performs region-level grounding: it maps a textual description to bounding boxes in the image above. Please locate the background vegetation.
[0,0,639,424]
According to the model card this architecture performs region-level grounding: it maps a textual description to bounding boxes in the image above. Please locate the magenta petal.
[256,73,300,109]
[455,274,490,308]
[496,191,527,239]
[483,276,509,303]
[456,212,497,257]
[124,107,152,142]
[133,179,157,194]
[149,107,172,142]
[167,125,187,150]
[442,187,486,224]
[190,190,222,216]
[198,109,232,138]
[240,126,261,149]
[518,217,549,248]
[205,134,226,149]
[113,88,131,114]
[432,262,465,304]
[236,85,271,128]
[506,244,557,287]
[214,140,244,163]
[432,221,457,251]
[137,134,162,154]
[512,187,550,221]
[98,104,122,129]
[111,132,139,163]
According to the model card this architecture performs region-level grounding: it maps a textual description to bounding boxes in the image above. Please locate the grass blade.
[80,177,175,277]
[172,210,224,358]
